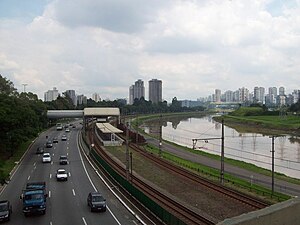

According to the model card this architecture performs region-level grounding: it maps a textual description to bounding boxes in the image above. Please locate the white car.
[56,169,68,181]
[61,135,67,141]
[42,153,51,163]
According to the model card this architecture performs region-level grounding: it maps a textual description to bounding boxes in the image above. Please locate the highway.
[0,123,141,225]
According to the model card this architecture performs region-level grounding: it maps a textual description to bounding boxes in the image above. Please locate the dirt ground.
[106,146,258,223]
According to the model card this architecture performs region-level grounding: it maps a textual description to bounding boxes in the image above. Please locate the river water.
[142,115,300,179]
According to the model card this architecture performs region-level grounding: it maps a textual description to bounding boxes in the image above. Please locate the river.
[142,115,300,179]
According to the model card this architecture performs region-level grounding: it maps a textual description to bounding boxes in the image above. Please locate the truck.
[20,182,47,216]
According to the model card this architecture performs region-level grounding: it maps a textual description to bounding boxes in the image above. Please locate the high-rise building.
[149,79,162,104]
[279,87,285,96]
[92,93,101,102]
[44,87,59,102]
[224,90,233,102]
[292,90,300,103]
[64,90,77,106]
[215,89,221,102]
[267,87,277,105]
[128,79,145,104]
[77,94,87,105]
[239,87,249,102]
[253,87,265,103]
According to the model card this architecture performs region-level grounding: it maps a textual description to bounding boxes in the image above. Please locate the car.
[65,128,70,132]
[52,137,58,143]
[46,140,53,148]
[36,146,44,154]
[61,135,67,141]
[0,200,12,222]
[87,192,106,212]
[59,155,68,165]
[56,169,68,181]
[42,153,51,163]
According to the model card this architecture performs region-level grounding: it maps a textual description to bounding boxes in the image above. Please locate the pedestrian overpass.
[47,108,120,123]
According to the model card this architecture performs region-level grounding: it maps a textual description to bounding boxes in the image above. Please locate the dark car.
[36,147,44,154]
[52,137,58,143]
[87,192,106,212]
[59,155,68,165]
[46,140,53,148]
[0,200,12,222]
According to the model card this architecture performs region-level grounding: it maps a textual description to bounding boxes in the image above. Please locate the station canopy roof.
[84,107,120,117]
[96,123,123,134]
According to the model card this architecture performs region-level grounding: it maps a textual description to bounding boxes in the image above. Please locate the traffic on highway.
[0,122,140,224]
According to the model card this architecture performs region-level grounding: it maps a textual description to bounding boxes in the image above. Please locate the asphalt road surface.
[0,123,141,225]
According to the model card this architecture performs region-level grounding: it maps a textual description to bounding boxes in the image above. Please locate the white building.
[44,87,59,102]
[92,93,101,102]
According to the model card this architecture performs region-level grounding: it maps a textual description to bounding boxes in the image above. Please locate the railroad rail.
[88,129,216,225]
[129,143,270,210]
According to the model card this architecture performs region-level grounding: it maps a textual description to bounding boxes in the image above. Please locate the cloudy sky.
[0,0,300,102]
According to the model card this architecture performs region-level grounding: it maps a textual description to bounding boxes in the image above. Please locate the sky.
[0,0,300,102]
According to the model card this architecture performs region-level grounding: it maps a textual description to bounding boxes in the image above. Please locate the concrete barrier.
[217,197,300,225]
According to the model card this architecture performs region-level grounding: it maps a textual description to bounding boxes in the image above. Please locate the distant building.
[224,90,233,102]
[215,89,221,102]
[279,87,285,96]
[253,87,265,104]
[128,79,145,104]
[149,79,162,104]
[64,90,77,106]
[92,93,101,102]
[181,100,203,108]
[44,87,59,102]
[77,94,87,105]
[292,90,300,103]
[239,87,249,102]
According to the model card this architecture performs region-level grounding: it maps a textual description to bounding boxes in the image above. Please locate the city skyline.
[1,1,300,102]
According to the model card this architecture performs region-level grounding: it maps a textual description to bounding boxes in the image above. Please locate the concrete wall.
[217,197,300,225]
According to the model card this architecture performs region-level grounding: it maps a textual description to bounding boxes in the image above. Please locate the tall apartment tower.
[215,89,221,102]
[129,79,145,104]
[64,90,77,106]
[149,79,162,104]
[253,87,265,103]
[44,87,59,102]
[279,87,285,96]
[92,93,101,102]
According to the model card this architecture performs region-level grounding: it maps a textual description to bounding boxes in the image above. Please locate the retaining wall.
[217,197,300,225]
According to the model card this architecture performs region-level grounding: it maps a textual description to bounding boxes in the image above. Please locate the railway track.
[129,143,270,210]
[88,129,216,225]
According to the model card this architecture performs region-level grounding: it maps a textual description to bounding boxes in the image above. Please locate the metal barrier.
[82,135,186,225]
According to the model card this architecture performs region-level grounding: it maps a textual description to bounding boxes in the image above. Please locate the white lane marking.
[50,174,52,179]
[82,217,87,225]
[68,172,71,177]
[33,162,36,166]
[33,165,36,170]
[72,189,76,196]
[50,222,53,225]
[77,135,123,225]
[67,152,69,156]
[67,146,69,150]
[51,161,53,165]
[49,191,51,198]
[27,175,30,180]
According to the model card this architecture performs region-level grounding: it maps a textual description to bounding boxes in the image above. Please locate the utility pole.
[221,119,225,185]
[126,123,130,180]
[136,114,139,145]
[159,114,162,157]
[270,135,276,195]
[192,119,225,184]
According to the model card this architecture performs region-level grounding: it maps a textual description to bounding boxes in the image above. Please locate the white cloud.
[0,0,300,101]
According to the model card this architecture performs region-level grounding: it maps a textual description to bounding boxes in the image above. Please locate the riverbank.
[132,113,300,190]
[213,115,300,136]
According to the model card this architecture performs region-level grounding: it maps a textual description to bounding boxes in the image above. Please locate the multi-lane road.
[0,123,141,225]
